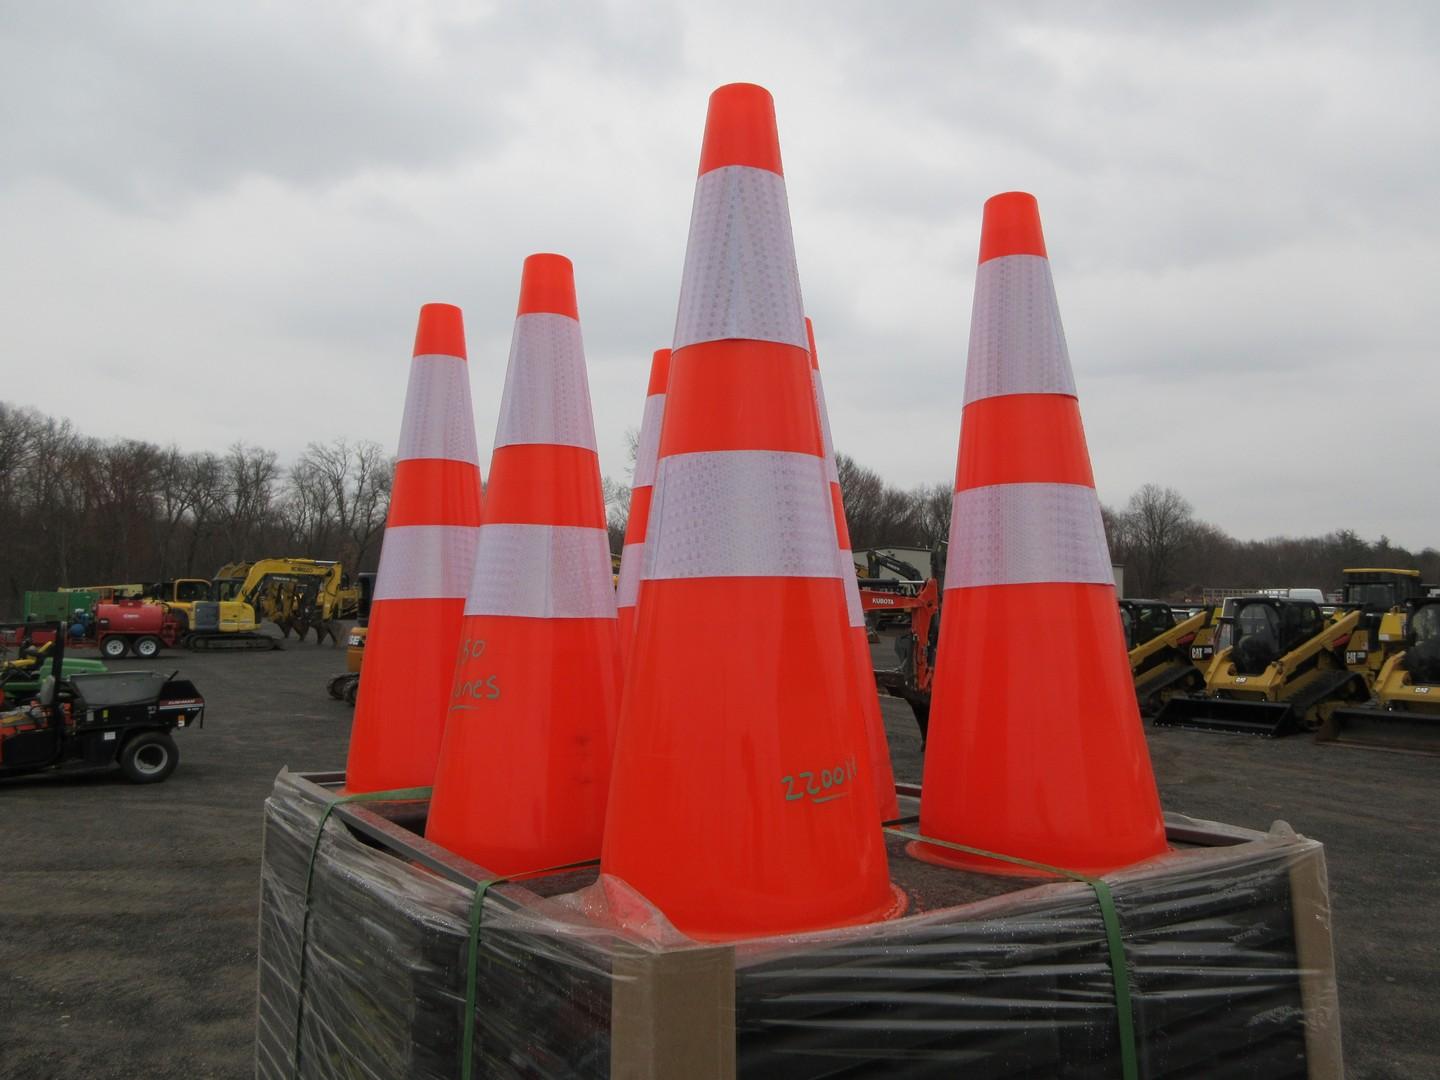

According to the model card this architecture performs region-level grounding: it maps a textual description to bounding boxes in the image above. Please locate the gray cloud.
[1,0,1436,548]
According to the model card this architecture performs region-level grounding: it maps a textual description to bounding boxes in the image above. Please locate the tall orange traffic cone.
[915,192,1167,874]
[345,304,483,792]
[601,84,902,940]
[807,318,900,822]
[615,348,670,669]
[425,254,623,873]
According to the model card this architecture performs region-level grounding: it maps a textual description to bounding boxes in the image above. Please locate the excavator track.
[186,634,282,652]
[1133,660,1204,715]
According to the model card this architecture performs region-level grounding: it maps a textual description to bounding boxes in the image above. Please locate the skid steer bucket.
[1153,695,1304,737]
[1317,707,1440,756]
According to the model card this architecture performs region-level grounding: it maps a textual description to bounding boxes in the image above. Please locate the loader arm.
[1128,610,1207,672]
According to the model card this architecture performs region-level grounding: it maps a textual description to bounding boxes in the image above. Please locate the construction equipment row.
[15,558,361,656]
[859,563,1437,754]
[1148,568,1437,751]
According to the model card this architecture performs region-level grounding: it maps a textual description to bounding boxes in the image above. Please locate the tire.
[119,731,178,784]
[101,636,130,659]
[133,635,162,659]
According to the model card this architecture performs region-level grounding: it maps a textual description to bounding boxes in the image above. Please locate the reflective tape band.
[946,482,1112,589]
[811,370,840,484]
[397,355,481,464]
[616,541,643,607]
[463,523,617,619]
[493,313,598,451]
[673,166,808,352]
[643,450,839,580]
[840,550,865,628]
[373,524,479,601]
[964,255,1077,406]
[631,393,666,489]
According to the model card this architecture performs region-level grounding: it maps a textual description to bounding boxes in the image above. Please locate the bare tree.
[1119,484,1195,598]
[601,475,630,555]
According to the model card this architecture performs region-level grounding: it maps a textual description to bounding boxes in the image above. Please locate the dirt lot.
[1,635,1436,1078]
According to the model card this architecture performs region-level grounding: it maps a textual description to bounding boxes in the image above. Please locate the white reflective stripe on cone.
[643,450,839,581]
[840,551,865,628]
[372,524,479,601]
[464,524,617,619]
[946,482,1112,589]
[631,393,666,489]
[811,371,840,484]
[673,166,808,352]
[963,255,1076,406]
[493,313,598,452]
[396,355,481,465]
[616,541,644,608]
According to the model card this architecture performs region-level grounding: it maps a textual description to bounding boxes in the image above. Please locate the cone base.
[603,578,901,940]
[905,838,1170,879]
[425,614,622,874]
[345,597,466,793]
[673,881,910,944]
[919,582,1168,872]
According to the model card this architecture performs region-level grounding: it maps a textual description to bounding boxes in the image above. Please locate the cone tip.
[804,317,819,371]
[647,348,672,395]
[517,253,578,319]
[414,303,466,359]
[978,191,1047,264]
[699,83,783,177]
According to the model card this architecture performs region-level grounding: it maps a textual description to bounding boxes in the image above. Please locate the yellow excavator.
[1320,592,1440,753]
[1120,600,1208,714]
[1154,596,1369,737]
[155,559,349,650]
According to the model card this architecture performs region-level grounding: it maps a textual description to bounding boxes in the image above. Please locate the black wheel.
[344,679,358,705]
[119,732,178,784]
[133,635,162,659]
[101,636,130,659]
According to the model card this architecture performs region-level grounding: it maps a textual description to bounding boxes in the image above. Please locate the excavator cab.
[1230,598,1323,676]
[1155,595,1365,737]
[1118,600,1176,651]
[1339,568,1426,680]
[1320,595,1440,752]
[1403,598,1440,685]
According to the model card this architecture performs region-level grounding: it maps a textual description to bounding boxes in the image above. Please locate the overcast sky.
[2,2,1436,548]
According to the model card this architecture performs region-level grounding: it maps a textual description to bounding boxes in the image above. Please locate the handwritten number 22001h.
[781,758,857,805]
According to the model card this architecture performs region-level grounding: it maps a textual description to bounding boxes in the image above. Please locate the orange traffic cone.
[807,318,900,822]
[615,348,671,669]
[601,84,902,940]
[425,254,623,873]
[345,304,483,792]
[914,192,1167,874]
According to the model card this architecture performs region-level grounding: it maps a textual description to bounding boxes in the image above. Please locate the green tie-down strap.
[291,785,433,1080]
[461,858,600,1080]
[884,826,1139,1080]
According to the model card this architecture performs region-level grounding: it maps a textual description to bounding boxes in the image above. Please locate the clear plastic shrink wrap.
[256,770,1341,1080]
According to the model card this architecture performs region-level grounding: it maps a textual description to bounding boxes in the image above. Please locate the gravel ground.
[0,632,1435,1078]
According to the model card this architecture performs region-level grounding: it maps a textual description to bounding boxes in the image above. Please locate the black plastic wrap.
[256,770,1342,1079]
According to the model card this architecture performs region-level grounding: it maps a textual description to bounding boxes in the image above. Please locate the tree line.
[0,402,390,616]
[5,400,1435,616]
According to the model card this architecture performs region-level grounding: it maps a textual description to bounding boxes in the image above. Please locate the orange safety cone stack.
[345,304,483,792]
[806,318,900,822]
[914,192,1167,874]
[601,84,902,940]
[615,348,671,668]
[425,254,622,873]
